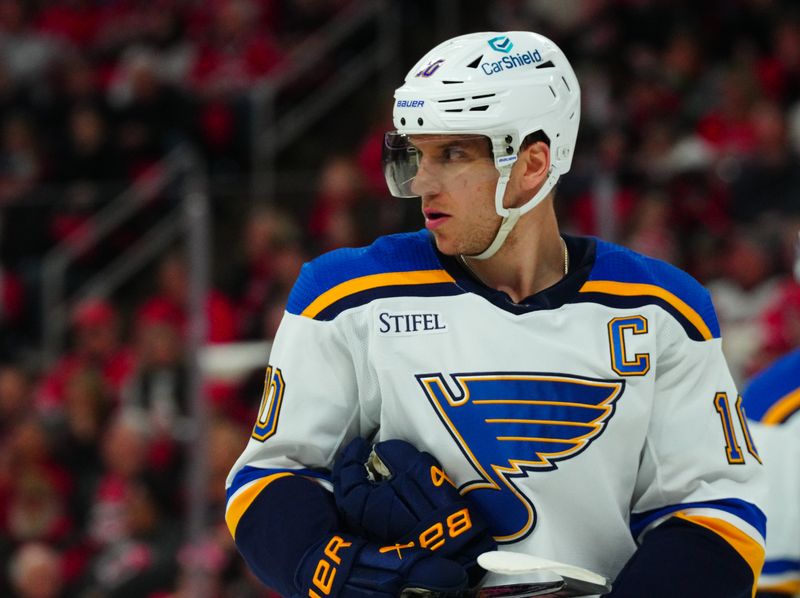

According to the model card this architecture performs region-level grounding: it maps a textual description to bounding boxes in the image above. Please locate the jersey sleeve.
[223,263,370,593]
[223,232,453,593]
[742,351,800,595]
[628,284,766,590]
[747,418,800,595]
[225,310,362,496]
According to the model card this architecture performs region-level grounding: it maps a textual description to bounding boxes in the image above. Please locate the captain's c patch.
[607,315,650,376]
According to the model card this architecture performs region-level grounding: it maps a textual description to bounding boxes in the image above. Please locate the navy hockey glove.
[333,438,496,585]
[294,533,468,598]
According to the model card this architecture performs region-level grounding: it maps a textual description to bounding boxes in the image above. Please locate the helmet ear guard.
[386,31,581,259]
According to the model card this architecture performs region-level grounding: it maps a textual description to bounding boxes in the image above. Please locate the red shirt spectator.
[0,264,24,321]
[756,21,800,103]
[759,278,800,364]
[696,70,759,156]
[36,300,135,412]
[189,0,283,99]
[135,252,237,344]
[34,1,103,50]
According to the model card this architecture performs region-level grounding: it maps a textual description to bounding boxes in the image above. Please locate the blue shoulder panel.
[286,230,462,320]
[742,349,800,423]
[577,238,720,341]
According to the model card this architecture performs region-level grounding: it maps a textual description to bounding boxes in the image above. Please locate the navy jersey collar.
[434,232,597,314]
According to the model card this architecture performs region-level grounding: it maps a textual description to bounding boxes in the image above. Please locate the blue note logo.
[417,372,625,542]
[488,36,513,53]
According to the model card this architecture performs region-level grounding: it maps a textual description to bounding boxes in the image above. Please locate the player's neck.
[461,202,566,303]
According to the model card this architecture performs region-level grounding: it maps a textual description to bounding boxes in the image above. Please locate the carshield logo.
[488,36,513,53]
[481,49,543,76]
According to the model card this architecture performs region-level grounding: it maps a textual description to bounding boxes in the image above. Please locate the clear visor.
[382,131,497,198]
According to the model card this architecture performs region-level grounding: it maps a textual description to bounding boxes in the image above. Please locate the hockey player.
[742,236,800,598]
[225,32,766,597]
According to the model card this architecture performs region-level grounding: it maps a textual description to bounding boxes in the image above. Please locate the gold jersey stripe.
[579,280,713,341]
[762,387,800,425]
[757,580,800,594]
[225,472,293,538]
[675,512,764,597]
[301,270,456,318]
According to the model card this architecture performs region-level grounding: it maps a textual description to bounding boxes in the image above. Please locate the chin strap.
[469,166,560,260]
[471,208,521,260]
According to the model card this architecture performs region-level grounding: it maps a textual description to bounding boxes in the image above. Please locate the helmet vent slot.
[536,60,555,69]
[466,55,483,69]
[561,76,571,92]
[472,93,495,99]
[444,109,463,113]
[442,80,464,84]
[438,98,465,103]
[470,105,489,111]
[548,86,557,98]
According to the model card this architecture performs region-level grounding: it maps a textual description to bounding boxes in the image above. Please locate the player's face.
[408,135,501,256]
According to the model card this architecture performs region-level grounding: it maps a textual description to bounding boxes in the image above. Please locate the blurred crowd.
[1,0,800,597]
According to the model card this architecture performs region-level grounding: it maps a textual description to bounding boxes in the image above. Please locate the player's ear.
[515,140,551,195]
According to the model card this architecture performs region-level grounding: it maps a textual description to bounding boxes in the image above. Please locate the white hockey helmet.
[384,31,581,259]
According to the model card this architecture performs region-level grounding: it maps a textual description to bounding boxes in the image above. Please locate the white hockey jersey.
[743,348,800,596]
[226,231,766,589]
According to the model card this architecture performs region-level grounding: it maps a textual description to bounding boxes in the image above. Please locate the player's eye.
[442,145,468,162]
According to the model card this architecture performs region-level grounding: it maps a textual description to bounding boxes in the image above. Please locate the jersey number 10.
[714,392,761,465]
[252,365,285,441]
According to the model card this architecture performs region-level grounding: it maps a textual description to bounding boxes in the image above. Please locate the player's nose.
[410,160,441,198]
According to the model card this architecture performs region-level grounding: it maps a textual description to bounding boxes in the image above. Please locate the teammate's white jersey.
[743,348,800,596]
[226,231,765,588]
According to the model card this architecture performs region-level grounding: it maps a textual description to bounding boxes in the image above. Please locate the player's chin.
[430,231,460,256]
